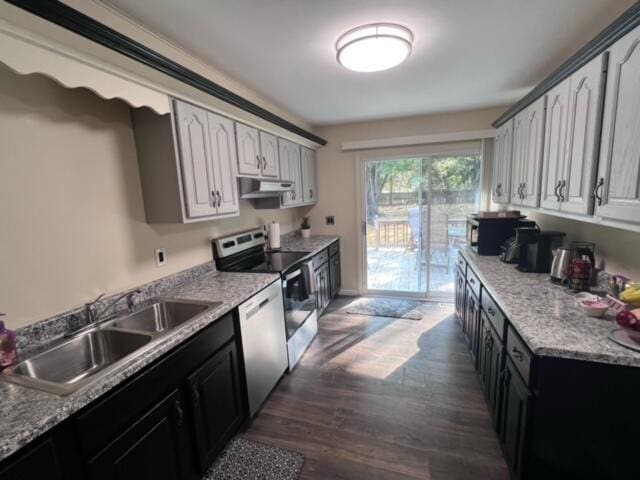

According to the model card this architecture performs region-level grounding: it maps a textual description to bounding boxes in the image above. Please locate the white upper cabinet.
[540,80,571,210]
[236,123,282,179]
[510,113,526,205]
[540,54,605,215]
[562,54,606,215]
[235,123,261,177]
[301,146,318,204]
[511,97,546,207]
[132,99,240,223]
[206,112,239,216]
[259,131,280,178]
[278,138,302,207]
[492,119,513,204]
[173,101,218,219]
[597,26,640,224]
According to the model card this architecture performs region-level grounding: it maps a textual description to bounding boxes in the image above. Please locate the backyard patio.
[366,246,461,294]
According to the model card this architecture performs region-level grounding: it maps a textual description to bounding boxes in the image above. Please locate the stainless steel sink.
[2,298,217,396]
[5,329,153,395]
[108,300,213,333]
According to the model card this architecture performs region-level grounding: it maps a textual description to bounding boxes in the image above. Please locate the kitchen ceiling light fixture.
[336,23,413,73]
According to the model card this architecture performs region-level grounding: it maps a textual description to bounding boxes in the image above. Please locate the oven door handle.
[284,269,302,282]
[301,260,317,294]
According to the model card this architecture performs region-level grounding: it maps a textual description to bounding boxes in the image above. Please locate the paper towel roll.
[268,222,280,250]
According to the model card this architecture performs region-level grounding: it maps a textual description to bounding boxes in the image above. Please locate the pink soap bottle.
[0,314,17,370]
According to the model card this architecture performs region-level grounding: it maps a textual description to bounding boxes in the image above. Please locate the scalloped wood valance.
[0,19,171,115]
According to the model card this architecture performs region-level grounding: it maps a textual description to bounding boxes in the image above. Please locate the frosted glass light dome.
[336,23,413,72]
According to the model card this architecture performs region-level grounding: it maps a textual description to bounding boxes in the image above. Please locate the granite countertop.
[278,233,339,254]
[460,248,640,367]
[0,270,280,463]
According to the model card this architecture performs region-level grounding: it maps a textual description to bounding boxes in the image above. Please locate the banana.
[620,283,640,303]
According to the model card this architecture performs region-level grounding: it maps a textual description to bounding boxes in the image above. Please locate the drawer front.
[481,288,507,341]
[506,326,533,385]
[466,266,481,298]
[456,254,467,275]
[329,240,339,257]
[313,249,329,269]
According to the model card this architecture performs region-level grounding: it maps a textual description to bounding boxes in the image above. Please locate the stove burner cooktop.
[220,249,310,274]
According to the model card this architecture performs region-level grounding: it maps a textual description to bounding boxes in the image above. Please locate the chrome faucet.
[84,289,142,325]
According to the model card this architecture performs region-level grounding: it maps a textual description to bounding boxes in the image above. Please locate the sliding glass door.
[363,154,480,299]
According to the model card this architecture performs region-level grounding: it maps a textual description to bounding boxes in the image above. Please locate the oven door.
[282,261,317,340]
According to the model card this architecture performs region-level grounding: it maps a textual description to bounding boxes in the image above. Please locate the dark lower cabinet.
[454,266,466,327]
[464,285,480,367]
[187,341,244,473]
[87,389,192,480]
[315,260,330,314]
[500,358,531,480]
[0,437,65,480]
[477,313,504,431]
[329,252,341,299]
[486,325,504,430]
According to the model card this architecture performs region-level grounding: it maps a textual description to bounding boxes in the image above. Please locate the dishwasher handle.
[242,285,281,320]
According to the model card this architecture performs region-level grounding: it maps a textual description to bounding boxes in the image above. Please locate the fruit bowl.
[616,310,640,331]
[579,299,609,318]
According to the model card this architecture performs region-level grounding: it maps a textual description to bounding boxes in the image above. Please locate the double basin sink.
[1,299,220,396]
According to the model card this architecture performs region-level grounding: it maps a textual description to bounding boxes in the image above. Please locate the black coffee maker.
[516,227,566,273]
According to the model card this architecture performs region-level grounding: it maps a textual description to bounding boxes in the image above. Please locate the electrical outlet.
[326,215,335,226]
[155,248,167,267]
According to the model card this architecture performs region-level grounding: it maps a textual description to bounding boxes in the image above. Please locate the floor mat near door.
[204,437,304,480]
[345,297,447,320]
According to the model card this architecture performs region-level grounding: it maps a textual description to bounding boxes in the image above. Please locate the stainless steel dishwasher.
[237,280,288,417]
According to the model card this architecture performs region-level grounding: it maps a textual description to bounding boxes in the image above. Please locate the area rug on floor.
[345,297,443,320]
[204,438,304,480]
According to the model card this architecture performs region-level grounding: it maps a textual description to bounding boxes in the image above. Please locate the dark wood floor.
[243,296,509,480]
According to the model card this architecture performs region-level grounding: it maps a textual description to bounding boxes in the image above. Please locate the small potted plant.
[301,217,311,239]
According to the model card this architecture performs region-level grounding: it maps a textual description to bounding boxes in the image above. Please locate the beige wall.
[308,107,506,292]
[0,65,307,329]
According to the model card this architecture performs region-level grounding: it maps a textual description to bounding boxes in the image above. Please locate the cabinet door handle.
[216,190,222,208]
[174,399,184,427]
[256,155,261,168]
[211,190,216,206]
[559,180,566,202]
[554,180,562,202]
[310,188,313,198]
[521,183,526,199]
[593,177,604,206]
[502,368,511,386]
[262,156,267,169]
[487,307,495,316]
[511,346,524,361]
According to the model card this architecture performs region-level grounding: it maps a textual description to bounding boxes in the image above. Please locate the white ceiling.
[105,0,633,125]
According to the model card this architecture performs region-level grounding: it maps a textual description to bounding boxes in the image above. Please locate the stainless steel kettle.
[550,246,575,284]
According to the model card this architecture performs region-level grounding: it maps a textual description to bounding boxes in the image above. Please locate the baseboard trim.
[338,289,358,296]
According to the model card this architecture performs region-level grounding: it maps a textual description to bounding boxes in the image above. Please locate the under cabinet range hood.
[238,177,294,199]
